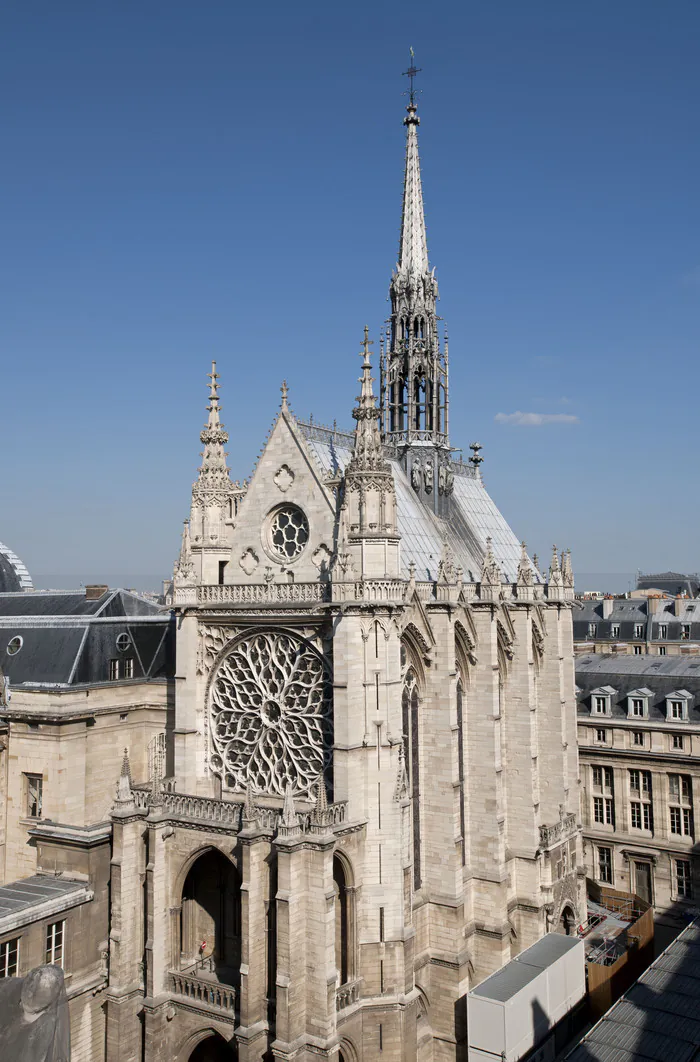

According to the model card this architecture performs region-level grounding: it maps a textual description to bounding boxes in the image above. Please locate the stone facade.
[104,90,584,1062]
[577,654,700,949]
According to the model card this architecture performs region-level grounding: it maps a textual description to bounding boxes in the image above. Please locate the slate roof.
[576,655,700,723]
[573,598,700,643]
[0,874,90,923]
[0,589,174,689]
[300,423,528,583]
[566,920,700,1062]
[0,541,33,593]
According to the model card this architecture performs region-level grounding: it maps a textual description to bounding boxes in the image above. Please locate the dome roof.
[0,541,33,593]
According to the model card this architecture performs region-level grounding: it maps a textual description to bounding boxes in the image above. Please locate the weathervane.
[402,46,421,106]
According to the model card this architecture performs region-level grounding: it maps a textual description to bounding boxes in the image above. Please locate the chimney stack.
[85,584,109,601]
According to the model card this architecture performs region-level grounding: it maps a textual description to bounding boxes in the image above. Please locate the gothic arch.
[176,1028,237,1062]
[333,851,356,985]
[402,667,423,891]
[338,1038,360,1062]
[173,843,240,901]
[401,623,431,685]
[415,984,433,1062]
[178,848,242,988]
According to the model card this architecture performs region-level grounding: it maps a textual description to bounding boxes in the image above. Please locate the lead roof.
[301,424,527,582]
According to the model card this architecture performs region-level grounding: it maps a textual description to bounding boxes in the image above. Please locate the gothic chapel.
[106,78,583,1062]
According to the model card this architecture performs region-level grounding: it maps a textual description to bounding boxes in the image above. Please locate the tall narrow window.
[46,921,64,968]
[456,679,466,866]
[598,847,613,884]
[402,668,421,891]
[25,774,43,819]
[0,938,19,977]
[669,774,693,836]
[333,856,354,986]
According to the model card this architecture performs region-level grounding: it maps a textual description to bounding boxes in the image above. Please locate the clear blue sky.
[2,2,698,591]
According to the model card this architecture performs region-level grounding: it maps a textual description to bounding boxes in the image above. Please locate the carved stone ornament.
[311,543,332,571]
[239,548,259,576]
[424,461,433,493]
[197,625,234,677]
[411,463,422,491]
[209,630,332,797]
[273,464,295,493]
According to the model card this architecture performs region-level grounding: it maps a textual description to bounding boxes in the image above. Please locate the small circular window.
[267,505,309,561]
[116,633,131,653]
[6,636,23,656]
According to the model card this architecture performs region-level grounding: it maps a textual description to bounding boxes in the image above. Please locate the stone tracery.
[209,630,331,796]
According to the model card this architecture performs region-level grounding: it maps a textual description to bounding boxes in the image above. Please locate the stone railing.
[335,580,406,603]
[194,582,330,606]
[336,979,361,1011]
[539,814,578,851]
[169,971,236,1014]
[132,786,348,834]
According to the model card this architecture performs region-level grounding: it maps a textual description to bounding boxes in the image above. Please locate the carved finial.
[361,324,373,367]
[533,553,540,574]
[562,548,574,589]
[550,544,561,573]
[281,781,297,827]
[115,748,135,806]
[314,776,328,813]
[517,541,533,587]
[437,540,455,584]
[469,442,484,476]
[481,536,501,588]
[280,380,289,411]
[207,360,220,400]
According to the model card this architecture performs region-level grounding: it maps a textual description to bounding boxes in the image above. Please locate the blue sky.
[2,2,699,591]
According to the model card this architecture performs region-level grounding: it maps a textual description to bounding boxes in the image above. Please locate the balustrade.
[169,970,236,1014]
[336,979,361,1011]
[539,813,578,850]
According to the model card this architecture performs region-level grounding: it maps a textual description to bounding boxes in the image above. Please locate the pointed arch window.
[402,668,422,890]
[333,855,355,985]
[456,675,466,866]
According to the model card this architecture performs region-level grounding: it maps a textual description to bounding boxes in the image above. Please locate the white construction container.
[467,935,585,1062]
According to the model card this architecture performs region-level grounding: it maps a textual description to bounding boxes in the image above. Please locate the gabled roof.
[299,422,525,582]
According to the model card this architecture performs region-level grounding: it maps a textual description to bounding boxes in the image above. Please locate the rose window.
[268,505,309,561]
[209,630,332,796]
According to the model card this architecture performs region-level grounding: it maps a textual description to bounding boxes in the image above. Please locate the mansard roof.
[0,589,173,689]
[299,421,527,583]
[0,541,33,593]
[576,654,700,722]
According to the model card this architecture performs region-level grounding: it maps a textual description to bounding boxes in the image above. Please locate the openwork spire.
[196,361,232,491]
[382,57,449,460]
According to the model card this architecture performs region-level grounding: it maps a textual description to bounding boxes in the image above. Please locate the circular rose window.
[209,629,331,796]
[267,505,309,561]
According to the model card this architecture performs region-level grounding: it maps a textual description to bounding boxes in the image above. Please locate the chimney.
[648,596,663,615]
[602,599,614,619]
[675,596,683,617]
[85,584,109,601]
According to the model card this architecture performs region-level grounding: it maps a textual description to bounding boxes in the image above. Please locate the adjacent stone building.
[103,87,584,1062]
[577,653,700,949]
[574,595,700,657]
[0,587,173,1061]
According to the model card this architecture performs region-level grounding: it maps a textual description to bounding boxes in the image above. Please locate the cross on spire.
[280,380,289,410]
[403,47,421,105]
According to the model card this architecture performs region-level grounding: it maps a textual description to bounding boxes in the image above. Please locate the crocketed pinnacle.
[195,361,232,490]
[399,102,429,276]
[347,327,390,475]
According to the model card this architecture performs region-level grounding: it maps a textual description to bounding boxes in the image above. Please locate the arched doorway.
[187,1033,237,1061]
[180,849,241,987]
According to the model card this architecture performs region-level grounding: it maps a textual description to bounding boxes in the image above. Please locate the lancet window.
[402,665,422,891]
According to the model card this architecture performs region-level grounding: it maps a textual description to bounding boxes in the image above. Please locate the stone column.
[237,815,273,1062]
[105,799,148,1062]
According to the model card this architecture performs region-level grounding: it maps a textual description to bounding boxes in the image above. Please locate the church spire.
[382,56,451,513]
[196,361,230,490]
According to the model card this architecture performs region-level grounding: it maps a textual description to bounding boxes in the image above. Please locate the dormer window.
[682,625,691,640]
[590,686,615,716]
[666,690,692,722]
[634,624,644,639]
[659,624,668,639]
[626,688,652,720]
[588,623,597,638]
[611,625,620,639]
